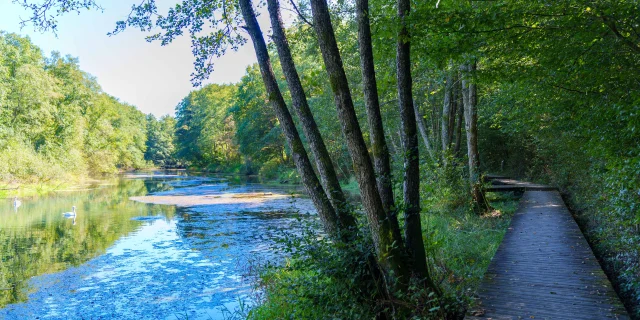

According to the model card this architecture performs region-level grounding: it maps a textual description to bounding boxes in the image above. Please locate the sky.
[0,1,280,117]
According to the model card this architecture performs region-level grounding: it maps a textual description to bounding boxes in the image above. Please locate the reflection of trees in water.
[0,179,176,307]
[143,179,175,194]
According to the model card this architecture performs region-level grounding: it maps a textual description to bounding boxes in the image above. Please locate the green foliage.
[230,65,286,174]
[464,1,640,314]
[248,220,383,319]
[174,83,243,171]
[0,32,150,183]
[250,188,518,319]
[145,114,178,168]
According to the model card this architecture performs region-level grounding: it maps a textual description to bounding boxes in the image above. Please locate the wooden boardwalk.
[484,176,557,193]
[467,190,629,319]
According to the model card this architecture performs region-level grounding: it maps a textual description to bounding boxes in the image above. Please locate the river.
[0,172,314,319]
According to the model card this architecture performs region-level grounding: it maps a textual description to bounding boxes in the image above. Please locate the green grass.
[424,192,519,302]
[249,190,520,319]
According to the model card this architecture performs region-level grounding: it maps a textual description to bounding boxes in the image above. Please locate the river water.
[0,172,313,319]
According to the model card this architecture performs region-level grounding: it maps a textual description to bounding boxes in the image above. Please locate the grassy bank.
[0,181,95,199]
[248,189,519,319]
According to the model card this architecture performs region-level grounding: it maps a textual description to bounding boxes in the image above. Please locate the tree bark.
[453,80,464,157]
[414,102,435,161]
[441,69,453,155]
[309,0,410,285]
[355,0,401,238]
[397,0,432,285]
[239,0,342,236]
[461,62,489,212]
[448,76,457,148]
[266,0,356,232]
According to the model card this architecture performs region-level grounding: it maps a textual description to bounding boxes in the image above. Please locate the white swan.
[63,206,77,217]
[13,196,21,208]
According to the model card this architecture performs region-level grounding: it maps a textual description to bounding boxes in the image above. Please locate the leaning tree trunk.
[309,0,411,286]
[414,102,436,161]
[397,0,436,289]
[238,0,343,237]
[355,0,401,240]
[266,0,356,233]
[461,62,489,213]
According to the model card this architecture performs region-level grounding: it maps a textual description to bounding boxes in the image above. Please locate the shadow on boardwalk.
[467,190,629,320]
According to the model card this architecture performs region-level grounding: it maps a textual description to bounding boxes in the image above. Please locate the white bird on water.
[13,196,21,208]
[63,206,77,217]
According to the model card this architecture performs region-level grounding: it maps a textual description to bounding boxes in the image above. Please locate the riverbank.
[248,190,520,318]
[0,180,113,199]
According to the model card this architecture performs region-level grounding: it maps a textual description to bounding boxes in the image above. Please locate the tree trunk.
[448,76,457,148]
[239,0,342,236]
[355,0,401,238]
[441,69,453,155]
[309,0,411,285]
[414,102,435,161]
[453,81,464,157]
[461,62,489,212]
[266,0,356,232]
[397,0,433,287]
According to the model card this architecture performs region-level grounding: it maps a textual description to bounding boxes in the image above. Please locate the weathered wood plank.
[466,191,629,320]
[485,185,557,192]
[483,174,510,182]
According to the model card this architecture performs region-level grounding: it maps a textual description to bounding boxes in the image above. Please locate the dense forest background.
[2,0,639,316]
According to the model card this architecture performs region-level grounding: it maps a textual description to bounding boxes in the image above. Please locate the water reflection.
[0,179,174,308]
[0,173,311,319]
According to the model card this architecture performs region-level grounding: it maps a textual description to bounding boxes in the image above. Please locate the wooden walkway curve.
[467,184,629,319]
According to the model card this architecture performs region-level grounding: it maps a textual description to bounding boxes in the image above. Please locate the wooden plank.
[485,185,557,192]
[483,174,510,182]
[484,178,557,192]
[466,191,629,319]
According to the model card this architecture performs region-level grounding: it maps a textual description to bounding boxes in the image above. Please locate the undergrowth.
[248,164,519,319]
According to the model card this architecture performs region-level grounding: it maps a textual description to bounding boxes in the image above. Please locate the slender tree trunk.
[309,0,411,285]
[397,0,433,287]
[239,0,342,236]
[441,70,453,155]
[266,0,356,232]
[414,102,435,161]
[448,76,457,147]
[461,63,489,212]
[432,98,440,152]
[355,0,400,238]
[453,82,464,157]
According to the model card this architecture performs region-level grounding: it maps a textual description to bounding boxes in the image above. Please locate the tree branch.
[601,15,640,54]
[288,0,313,28]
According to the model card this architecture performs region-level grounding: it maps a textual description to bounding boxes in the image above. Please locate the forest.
[3,0,640,318]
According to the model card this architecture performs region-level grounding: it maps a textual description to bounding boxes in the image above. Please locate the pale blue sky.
[0,1,275,117]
